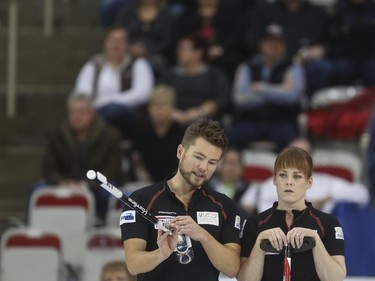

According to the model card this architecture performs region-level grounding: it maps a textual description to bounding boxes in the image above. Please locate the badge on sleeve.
[234,215,241,230]
[334,227,344,240]
[120,210,136,225]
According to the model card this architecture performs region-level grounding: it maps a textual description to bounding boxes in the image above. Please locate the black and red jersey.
[240,201,345,281]
[121,179,241,281]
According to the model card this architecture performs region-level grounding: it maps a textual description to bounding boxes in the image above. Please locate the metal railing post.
[6,0,18,118]
[43,0,54,37]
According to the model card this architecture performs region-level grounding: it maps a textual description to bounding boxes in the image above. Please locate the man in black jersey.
[120,119,241,281]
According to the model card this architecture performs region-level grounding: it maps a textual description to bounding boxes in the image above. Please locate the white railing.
[6,0,18,118]
[6,0,54,118]
[43,0,54,37]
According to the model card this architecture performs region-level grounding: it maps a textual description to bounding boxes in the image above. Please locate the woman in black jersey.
[238,146,346,281]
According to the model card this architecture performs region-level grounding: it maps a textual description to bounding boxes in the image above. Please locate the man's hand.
[156,225,178,261]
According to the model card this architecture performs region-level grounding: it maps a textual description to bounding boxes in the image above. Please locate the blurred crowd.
[34,0,375,223]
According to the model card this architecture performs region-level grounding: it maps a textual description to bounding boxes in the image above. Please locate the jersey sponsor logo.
[119,210,136,225]
[158,211,178,215]
[155,215,175,230]
[234,215,241,230]
[334,227,344,240]
[197,211,219,226]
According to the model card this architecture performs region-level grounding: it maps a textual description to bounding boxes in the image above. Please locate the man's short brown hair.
[181,119,228,155]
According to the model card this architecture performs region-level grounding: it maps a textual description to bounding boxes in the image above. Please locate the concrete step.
[0,0,101,28]
[0,27,103,85]
[0,91,70,146]
[0,150,43,238]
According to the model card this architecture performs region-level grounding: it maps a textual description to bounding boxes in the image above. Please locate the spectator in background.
[74,26,154,139]
[41,94,123,222]
[115,0,177,78]
[176,0,245,80]
[328,0,375,86]
[166,0,197,17]
[161,34,230,126]
[240,138,370,215]
[131,85,185,182]
[206,148,249,219]
[228,24,304,151]
[244,0,332,98]
[100,260,135,281]
[99,0,134,28]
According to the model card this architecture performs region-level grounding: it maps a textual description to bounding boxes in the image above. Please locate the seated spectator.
[40,94,124,222]
[166,0,197,17]
[74,26,154,139]
[328,0,375,86]
[131,84,185,182]
[240,138,370,215]
[176,0,245,79]
[228,24,304,151]
[206,148,249,219]
[99,0,134,28]
[115,0,177,78]
[100,260,135,281]
[161,34,230,126]
[244,0,333,98]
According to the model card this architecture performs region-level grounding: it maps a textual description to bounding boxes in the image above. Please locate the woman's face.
[273,167,312,207]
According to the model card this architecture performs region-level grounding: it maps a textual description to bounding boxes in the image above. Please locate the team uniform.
[120,179,242,281]
[241,201,345,281]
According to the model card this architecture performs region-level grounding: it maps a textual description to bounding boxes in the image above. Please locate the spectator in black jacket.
[39,94,123,221]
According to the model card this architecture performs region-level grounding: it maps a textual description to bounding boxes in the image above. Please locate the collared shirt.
[240,201,345,281]
[121,179,241,281]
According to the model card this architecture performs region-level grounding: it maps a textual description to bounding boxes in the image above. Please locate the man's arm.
[172,216,240,278]
[124,229,178,275]
[74,61,95,96]
[113,58,154,106]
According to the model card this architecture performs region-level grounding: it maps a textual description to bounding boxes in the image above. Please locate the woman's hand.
[287,227,318,249]
[258,227,288,252]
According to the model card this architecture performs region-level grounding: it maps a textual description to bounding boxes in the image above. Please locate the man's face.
[102,270,127,281]
[104,29,128,61]
[220,150,243,183]
[177,39,201,66]
[177,137,222,188]
[68,99,95,133]
[260,37,285,61]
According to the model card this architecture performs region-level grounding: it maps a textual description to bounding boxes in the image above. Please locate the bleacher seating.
[28,187,95,270]
[0,227,67,281]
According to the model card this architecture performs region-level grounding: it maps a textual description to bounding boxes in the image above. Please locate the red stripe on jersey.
[309,210,325,237]
[146,186,166,212]
[202,190,227,220]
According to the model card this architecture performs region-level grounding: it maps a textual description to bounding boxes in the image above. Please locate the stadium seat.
[28,187,95,270]
[310,86,362,109]
[0,228,67,281]
[241,149,277,182]
[81,227,125,281]
[312,148,362,182]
